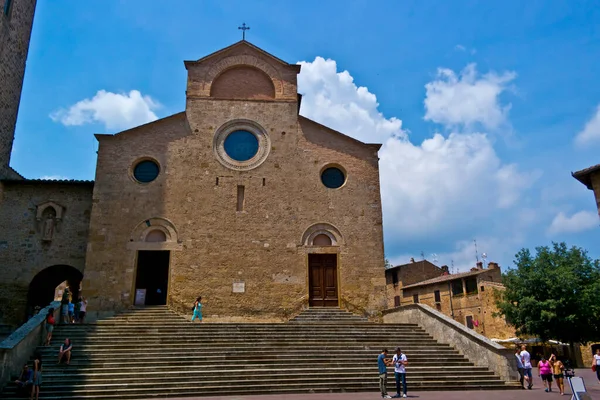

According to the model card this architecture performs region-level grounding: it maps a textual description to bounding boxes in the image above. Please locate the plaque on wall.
[134,289,147,306]
[232,282,245,293]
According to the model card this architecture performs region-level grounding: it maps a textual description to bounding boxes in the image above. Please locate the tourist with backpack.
[191,296,203,322]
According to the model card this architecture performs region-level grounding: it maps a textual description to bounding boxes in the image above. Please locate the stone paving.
[157,369,600,400]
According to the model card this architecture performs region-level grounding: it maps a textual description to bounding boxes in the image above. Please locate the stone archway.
[26,265,83,318]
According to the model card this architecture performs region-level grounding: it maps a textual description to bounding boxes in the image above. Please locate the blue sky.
[10,0,600,271]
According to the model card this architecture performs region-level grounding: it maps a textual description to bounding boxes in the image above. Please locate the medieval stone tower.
[0,0,36,179]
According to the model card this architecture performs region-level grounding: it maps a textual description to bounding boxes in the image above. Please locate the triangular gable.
[185,40,297,70]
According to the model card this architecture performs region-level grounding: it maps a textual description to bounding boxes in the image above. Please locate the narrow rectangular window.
[466,315,474,329]
[236,185,245,211]
[392,272,399,286]
[451,280,463,296]
[412,294,419,304]
[434,290,441,303]
[394,296,400,307]
[262,178,266,186]
[215,177,219,186]
[480,285,485,292]
[4,0,12,16]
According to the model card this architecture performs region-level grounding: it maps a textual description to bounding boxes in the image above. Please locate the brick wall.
[82,43,386,321]
[0,0,36,178]
[399,266,515,339]
[0,180,93,324]
[385,261,442,308]
[210,66,276,100]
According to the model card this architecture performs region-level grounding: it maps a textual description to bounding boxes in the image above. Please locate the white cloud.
[297,57,405,143]
[424,64,516,130]
[297,57,536,254]
[548,210,598,235]
[575,104,600,146]
[455,44,467,52]
[50,90,160,131]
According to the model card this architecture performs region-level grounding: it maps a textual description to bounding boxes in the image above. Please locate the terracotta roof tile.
[1,178,94,184]
[401,268,489,289]
[572,163,600,190]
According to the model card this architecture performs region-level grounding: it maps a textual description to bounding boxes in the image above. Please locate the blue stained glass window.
[224,130,259,161]
[133,160,160,183]
[321,167,345,189]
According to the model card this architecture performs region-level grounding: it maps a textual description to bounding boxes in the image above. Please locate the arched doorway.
[26,265,83,319]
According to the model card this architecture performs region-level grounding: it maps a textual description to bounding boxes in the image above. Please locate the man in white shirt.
[520,344,533,389]
[392,347,408,398]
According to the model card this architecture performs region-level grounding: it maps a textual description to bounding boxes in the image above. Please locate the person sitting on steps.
[57,338,73,365]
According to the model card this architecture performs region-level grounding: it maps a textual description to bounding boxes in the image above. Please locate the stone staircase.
[0,306,518,399]
[289,307,368,323]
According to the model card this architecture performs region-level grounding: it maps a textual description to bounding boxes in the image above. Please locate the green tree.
[384,259,392,269]
[496,242,600,344]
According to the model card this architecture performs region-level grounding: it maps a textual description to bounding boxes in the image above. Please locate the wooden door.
[308,254,338,307]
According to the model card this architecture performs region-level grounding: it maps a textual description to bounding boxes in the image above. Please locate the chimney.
[440,265,449,275]
[488,262,499,270]
[410,257,415,263]
[476,261,483,270]
[470,267,479,272]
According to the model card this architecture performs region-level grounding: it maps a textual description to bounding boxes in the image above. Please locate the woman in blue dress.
[191,296,202,322]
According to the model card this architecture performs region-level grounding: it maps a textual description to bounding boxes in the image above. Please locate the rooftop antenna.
[420,251,425,261]
[474,239,479,263]
[451,259,455,274]
[482,252,487,268]
[432,253,438,264]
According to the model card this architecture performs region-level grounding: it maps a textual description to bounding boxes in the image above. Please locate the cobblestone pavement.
[156,369,600,400]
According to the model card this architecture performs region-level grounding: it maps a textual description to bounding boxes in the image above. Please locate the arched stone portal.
[27,265,83,318]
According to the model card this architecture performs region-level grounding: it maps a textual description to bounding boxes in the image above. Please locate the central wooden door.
[308,254,339,307]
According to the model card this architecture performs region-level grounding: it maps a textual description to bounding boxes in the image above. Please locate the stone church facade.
[0,4,386,324]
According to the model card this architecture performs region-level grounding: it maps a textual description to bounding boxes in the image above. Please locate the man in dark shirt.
[15,364,32,395]
[378,349,392,398]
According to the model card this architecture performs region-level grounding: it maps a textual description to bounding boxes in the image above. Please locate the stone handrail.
[382,303,517,382]
[0,301,60,390]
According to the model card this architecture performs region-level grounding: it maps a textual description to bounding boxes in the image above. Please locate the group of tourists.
[516,344,574,395]
[60,289,88,324]
[378,348,408,398]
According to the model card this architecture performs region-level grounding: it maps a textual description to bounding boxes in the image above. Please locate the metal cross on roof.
[238,23,250,40]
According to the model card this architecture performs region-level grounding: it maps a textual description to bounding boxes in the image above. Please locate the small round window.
[321,167,346,189]
[224,130,259,161]
[133,160,160,183]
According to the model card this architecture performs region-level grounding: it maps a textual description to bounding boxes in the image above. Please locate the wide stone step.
[35,364,491,376]
[36,373,502,386]
[49,334,435,341]
[38,366,497,379]
[0,379,517,399]
[37,347,454,355]
[29,358,476,369]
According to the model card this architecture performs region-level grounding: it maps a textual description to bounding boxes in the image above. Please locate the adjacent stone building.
[386,260,515,339]
[572,164,600,366]
[572,163,600,220]
[0,36,387,324]
[0,0,36,180]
